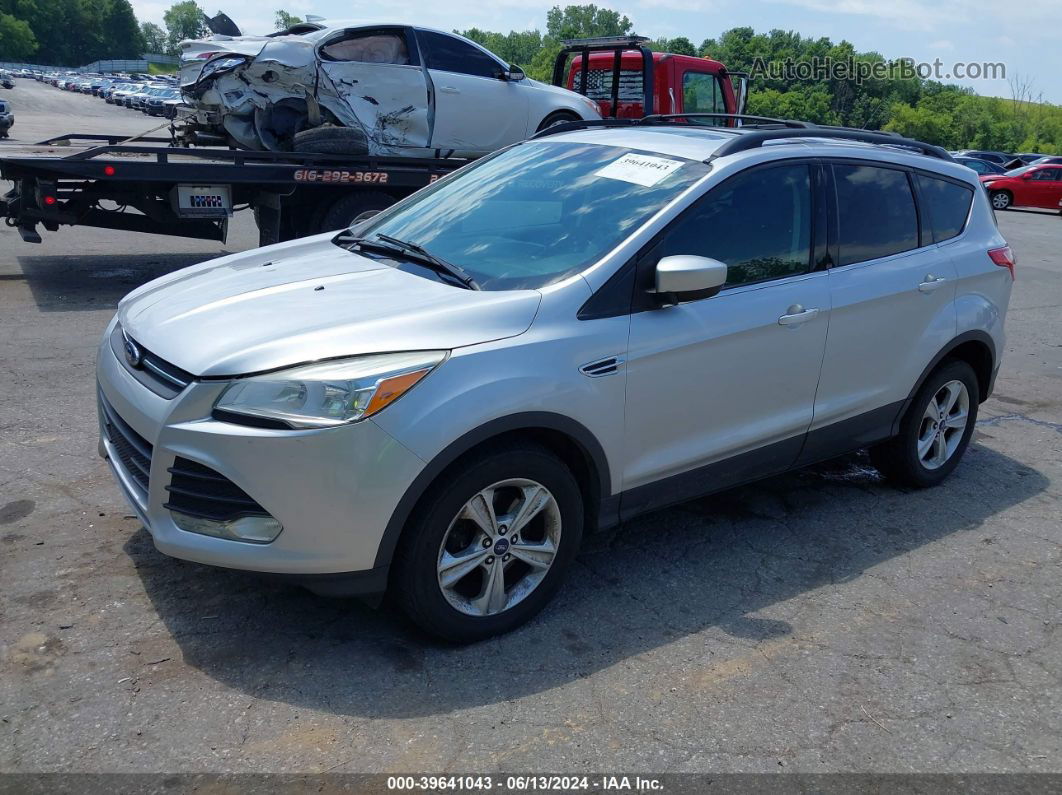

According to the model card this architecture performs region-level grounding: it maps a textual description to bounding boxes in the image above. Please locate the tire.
[317,191,395,234]
[293,125,369,155]
[870,359,980,488]
[990,190,1012,210]
[393,443,584,643]
[536,110,580,133]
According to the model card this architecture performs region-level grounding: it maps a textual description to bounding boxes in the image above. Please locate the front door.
[316,27,431,149]
[622,161,830,517]
[415,29,528,154]
[1027,167,1062,208]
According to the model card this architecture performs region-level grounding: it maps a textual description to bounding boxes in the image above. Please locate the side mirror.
[504,65,525,81]
[652,255,728,303]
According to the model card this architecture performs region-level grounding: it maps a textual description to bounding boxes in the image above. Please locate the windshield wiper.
[338,232,480,290]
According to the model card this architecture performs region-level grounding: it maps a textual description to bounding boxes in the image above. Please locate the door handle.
[778,305,820,326]
[439,86,460,94]
[918,275,947,293]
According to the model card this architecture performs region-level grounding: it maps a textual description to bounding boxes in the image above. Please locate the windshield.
[1004,165,1034,177]
[353,141,710,290]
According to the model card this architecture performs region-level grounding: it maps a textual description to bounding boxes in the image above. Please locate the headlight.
[214,351,446,429]
[197,55,250,83]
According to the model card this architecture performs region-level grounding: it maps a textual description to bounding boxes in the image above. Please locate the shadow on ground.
[14,252,232,311]
[126,443,1047,719]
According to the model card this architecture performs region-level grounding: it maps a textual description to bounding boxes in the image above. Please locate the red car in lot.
[980,164,1062,211]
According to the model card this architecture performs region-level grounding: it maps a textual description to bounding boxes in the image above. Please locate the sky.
[132,0,1062,103]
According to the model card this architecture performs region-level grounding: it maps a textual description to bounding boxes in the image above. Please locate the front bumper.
[96,317,426,581]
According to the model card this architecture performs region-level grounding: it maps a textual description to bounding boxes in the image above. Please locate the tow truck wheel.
[318,191,396,235]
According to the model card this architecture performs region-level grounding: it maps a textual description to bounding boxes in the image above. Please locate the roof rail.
[642,112,810,128]
[530,113,953,162]
[531,118,639,139]
[708,128,954,161]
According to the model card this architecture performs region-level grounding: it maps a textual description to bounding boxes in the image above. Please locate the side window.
[418,31,502,79]
[1033,168,1061,181]
[834,164,918,265]
[682,72,726,125]
[653,163,813,287]
[916,174,974,243]
[320,31,410,64]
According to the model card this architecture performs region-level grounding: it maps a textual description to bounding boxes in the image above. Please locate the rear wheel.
[990,190,1012,210]
[871,359,979,488]
[393,444,584,643]
[293,125,369,155]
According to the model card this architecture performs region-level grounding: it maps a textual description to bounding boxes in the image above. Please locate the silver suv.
[97,120,1014,641]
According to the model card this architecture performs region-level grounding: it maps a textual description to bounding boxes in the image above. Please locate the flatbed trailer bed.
[0,133,471,246]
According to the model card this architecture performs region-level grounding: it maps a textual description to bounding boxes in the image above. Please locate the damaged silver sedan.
[179,23,602,156]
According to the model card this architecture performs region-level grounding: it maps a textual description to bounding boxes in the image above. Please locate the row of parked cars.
[949,149,1062,211]
[37,69,189,119]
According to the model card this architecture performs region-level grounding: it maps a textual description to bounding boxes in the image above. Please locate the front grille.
[110,323,193,399]
[100,392,153,495]
[164,457,269,522]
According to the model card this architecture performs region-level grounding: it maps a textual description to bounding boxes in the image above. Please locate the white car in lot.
[179,22,602,155]
[97,121,1012,642]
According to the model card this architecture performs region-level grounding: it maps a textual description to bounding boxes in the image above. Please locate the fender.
[892,329,997,436]
[373,412,612,569]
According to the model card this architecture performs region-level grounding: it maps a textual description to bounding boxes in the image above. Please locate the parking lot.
[1,79,1061,774]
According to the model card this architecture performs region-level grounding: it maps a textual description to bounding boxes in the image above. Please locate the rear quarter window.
[916,174,974,243]
[834,164,919,266]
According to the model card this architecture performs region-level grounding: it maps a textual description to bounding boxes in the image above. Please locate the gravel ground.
[1,79,1060,775]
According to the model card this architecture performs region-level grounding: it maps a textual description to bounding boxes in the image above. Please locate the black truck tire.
[293,126,369,156]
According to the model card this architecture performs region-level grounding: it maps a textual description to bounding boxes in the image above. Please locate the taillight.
[988,246,1015,280]
[103,165,116,176]
[43,195,57,206]
[195,51,222,60]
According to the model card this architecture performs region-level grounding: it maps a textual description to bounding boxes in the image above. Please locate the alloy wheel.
[437,478,562,617]
[917,379,970,470]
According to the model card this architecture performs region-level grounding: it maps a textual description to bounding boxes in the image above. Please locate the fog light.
[170,512,282,543]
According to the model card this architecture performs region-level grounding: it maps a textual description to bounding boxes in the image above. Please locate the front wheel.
[536,111,580,133]
[871,359,979,488]
[990,190,1012,210]
[393,444,584,643]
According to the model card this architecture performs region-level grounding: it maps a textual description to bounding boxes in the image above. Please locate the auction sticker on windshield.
[595,153,684,187]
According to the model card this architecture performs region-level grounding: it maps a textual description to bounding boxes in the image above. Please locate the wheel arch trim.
[373,412,612,569]
[893,330,997,435]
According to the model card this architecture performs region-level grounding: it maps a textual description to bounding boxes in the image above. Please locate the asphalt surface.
[1,79,1061,775]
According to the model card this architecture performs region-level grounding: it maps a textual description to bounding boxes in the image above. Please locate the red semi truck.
[0,36,748,246]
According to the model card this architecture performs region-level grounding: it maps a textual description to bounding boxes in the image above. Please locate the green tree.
[104,0,144,57]
[545,4,631,40]
[0,10,37,59]
[163,0,206,54]
[274,9,300,30]
[141,20,166,53]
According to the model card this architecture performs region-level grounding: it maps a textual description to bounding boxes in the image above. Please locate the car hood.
[117,234,542,377]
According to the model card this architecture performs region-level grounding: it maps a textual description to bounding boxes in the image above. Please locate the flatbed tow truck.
[0,37,747,248]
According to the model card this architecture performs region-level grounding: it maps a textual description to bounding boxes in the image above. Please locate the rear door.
[316,27,431,148]
[622,160,830,515]
[803,161,958,459]
[415,30,528,154]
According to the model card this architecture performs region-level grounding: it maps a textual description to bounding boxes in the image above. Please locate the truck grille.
[164,457,269,521]
[100,392,153,495]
